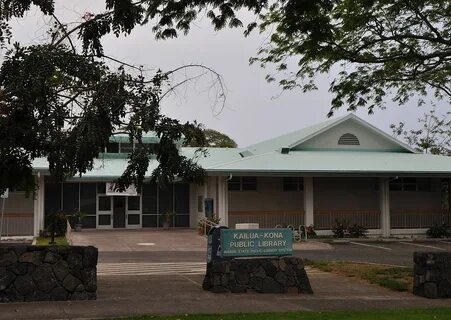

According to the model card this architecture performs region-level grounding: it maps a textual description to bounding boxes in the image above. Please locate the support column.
[379,177,391,237]
[33,173,45,237]
[303,177,314,226]
[217,177,228,227]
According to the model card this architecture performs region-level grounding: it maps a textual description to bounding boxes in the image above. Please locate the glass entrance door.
[126,196,142,228]
[113,197,126,228]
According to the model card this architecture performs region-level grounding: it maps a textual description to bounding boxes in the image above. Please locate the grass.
[35,236,69,246]
[304,260,412,292]
[117,308,451,320]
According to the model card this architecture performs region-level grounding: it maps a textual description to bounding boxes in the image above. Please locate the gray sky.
[6,1,448,147]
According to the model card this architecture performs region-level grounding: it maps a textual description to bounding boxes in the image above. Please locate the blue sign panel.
[220,229,293,257]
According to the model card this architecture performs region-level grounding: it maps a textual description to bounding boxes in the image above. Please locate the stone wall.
[413,252,451,299]
[203,257,313,294]
[0,246,98,302]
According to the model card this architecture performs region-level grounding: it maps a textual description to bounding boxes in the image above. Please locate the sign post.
[0,189,9,242]
[220,228,293,257]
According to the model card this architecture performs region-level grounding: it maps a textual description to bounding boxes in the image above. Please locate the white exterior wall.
[228,177,304,212]
[314,177,379,211]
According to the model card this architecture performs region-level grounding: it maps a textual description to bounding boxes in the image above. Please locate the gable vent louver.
[338,133,360,146]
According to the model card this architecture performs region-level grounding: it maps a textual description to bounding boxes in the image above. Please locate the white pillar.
[33,173,45,237]
[379,177,391,237]
[217,177,228,226]
[304,177,314,226]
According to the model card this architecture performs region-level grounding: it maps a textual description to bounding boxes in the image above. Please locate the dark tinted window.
[228,177,241,191]
[63,183,79,215]
[242,177,257,191]
[128,196,141,211]
[98,196,111,211]
[80,183,97,215]
[107,142,119,153]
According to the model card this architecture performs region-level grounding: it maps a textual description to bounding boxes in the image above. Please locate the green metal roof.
[200,150,451,177]
[31,115,451,179]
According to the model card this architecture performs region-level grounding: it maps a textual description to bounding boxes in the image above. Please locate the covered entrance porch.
[225,176,451,236]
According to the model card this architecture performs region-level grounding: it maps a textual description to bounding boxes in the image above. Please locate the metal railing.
[0,215,34,236]
[391,209,451,229]
[314,210,381,230]
[228,211,304,229]
[198,218,220,237]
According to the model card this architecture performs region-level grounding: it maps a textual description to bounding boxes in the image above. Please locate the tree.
[0,1,228,193]
[255,0,451,116]
[391,109,451,155]
[187,129,237,148]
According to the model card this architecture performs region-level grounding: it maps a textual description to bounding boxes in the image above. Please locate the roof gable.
[243,114,416,155]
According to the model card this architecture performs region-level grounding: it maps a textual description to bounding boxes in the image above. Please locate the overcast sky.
[5,1,448,147]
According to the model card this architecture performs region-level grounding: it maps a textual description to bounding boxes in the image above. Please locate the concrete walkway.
[1,269,451,319]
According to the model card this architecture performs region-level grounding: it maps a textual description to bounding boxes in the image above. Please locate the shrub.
[332,220,347,238]
[44,211,68,237]
[302,224,317,238]
[347,224,368,238]
[426,223,450,238]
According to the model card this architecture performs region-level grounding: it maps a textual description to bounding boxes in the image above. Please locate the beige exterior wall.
[228,177,304,212]
[2,192,34,216]
[390,178,442,210]
[294,121,405,151]
[314,177,379,211]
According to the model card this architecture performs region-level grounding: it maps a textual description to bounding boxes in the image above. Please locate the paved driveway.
[71,229,451,266]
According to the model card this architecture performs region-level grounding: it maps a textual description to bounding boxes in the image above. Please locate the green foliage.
[332,220,347,238]
[256,0,451,115]
[0,5,209,193]
[426,223,451,238]
[301,224,316,238]
[391,110,451,155]
[305,260,413,293]
[347,224,368,238]
[121,308,451,320]
[44,211,68,237]
[187,128,237,148]
[332,220,368,238]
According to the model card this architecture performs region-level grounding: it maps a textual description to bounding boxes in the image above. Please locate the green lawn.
[304,260,412,292]
[35,236,69,246]
[118,308,451,320]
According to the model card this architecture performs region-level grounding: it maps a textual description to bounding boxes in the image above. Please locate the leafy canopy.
[391,109,451,155]
[187,129,238,148]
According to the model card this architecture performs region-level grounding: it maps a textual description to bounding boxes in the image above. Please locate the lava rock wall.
[0,246,97,302]
[203,257,313,294]
[413,252,451,299]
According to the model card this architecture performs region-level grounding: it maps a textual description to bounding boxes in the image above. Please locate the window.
[128,196,141,211]
[242,177,257,191]
[120,142,134,153]
[228,177,241,191]
[338,133,360,146]
[283,177,303,192]
[227,177,257,191]
[106,142,119,153]
[389,178,431,192]
[98,196,112,211]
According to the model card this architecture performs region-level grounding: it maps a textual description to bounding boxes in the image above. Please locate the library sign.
[220,229,293,257]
